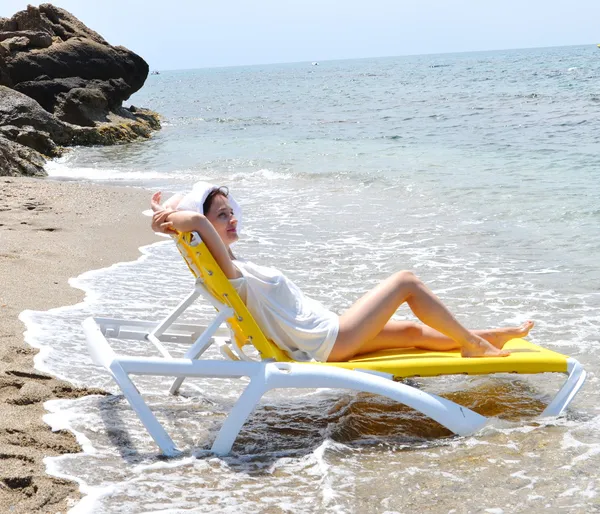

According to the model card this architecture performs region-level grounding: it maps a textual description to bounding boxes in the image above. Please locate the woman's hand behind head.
[151,209,176,234]
[151,191,163,212]
[150,191,176,234]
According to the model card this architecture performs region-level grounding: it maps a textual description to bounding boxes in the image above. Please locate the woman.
[151,184,533,363]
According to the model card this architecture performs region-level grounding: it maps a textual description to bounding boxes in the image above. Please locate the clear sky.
[1,1,598,70]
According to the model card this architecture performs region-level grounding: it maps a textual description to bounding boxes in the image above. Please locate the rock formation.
[0,4,160,177]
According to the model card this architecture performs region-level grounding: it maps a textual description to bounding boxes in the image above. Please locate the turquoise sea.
[25,45,600,512]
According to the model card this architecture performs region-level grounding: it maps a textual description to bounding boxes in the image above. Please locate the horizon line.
[151,42,594,73]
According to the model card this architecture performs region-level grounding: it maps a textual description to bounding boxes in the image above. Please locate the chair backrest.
[174,232,290,362]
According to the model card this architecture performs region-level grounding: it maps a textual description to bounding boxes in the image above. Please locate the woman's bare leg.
[328,270,512,362]
[348,320,535,357]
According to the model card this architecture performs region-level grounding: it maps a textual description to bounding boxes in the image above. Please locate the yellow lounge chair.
[83,232,587,456]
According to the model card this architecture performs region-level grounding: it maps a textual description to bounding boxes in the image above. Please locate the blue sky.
[2,1,598,70]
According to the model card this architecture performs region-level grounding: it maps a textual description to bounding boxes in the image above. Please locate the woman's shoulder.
[233,258,285,279]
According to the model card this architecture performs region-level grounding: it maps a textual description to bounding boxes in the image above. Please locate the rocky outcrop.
[0,4,160,177]
[0,54,13,87]
[0,135,47,176]
[0,86,72,143]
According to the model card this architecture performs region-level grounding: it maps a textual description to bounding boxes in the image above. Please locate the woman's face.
[205,194,239,246]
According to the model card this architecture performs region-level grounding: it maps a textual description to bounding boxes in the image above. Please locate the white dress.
[229,260,339,362]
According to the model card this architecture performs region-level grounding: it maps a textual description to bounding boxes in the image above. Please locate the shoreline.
[0,177,157,513]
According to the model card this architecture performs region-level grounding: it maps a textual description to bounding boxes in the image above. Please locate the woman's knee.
[393,270,420,287]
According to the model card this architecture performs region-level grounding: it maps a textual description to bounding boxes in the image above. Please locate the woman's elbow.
[174,211,205,232]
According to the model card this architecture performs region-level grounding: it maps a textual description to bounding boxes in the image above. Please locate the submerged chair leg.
[541,358,587,417]
[211,376,268,455]
[109,361,179,457]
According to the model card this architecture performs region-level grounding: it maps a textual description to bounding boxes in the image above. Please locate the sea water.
[24,45,600,512]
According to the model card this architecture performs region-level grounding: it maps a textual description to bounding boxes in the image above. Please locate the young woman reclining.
[151,183,533,363]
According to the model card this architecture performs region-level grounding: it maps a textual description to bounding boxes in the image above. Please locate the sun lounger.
[82,232,587,456]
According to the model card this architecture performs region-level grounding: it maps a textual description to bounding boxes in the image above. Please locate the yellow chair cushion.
[310,338,568,378]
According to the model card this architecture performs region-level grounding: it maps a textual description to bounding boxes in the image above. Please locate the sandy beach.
[0,177,156,513]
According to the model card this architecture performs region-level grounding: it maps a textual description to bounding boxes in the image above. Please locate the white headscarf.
[176,181,243,235]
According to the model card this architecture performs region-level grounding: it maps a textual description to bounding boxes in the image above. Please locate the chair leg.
[169,335,213,394]
[109,361,179,457]
[170,377,187,396]
[169,335,213,395]
[210,377,267,455]
[169,310,234,395]
[541,358,587,417]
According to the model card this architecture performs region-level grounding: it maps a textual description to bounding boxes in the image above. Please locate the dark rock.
[0,86,72,144]
[0,4,107,45]
[95,78,132,110]
[0,135,46,176]
[55,87,108,126]
[38,3,108,44]
[1,36,30,53]
[6,38,148,96]
[0,125,62,157]
[0,54,12,87]
[14,77,132,112]
[0,31,53,49]
[14,76,87,111]
[2,4,149,107]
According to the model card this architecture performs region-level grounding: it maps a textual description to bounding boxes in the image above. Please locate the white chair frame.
[82,277,587,456]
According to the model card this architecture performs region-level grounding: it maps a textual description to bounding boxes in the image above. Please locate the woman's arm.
[151,192,241,279]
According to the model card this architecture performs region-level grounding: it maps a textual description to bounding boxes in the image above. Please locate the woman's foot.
[461,334,511,358]
[479,321,535,349]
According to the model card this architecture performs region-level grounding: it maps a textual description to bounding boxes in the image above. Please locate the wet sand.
[0,177,156,513]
